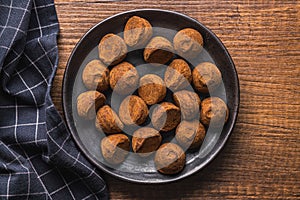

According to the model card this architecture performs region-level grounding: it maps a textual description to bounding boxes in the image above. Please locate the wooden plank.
[52,0,300,199]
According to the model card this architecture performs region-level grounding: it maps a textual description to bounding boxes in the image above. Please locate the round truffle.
[124,16,153,48]
[173,28,203,59]
[138,74,166,105]
[164,59,192,91]
[151,102,181,132]
[173,90,201,120]
[77,91,106,120]
[154,143,186,174]
[109,62,139,95]
[100,134,130,165]
[176,120,206,149]
[95,105,124,134]
[144,36,174,66]
[98,33,127,66]
[192,62,222,93]
[119,95,149,126]
[82,60,109,92]
[132,127,162,157]
[200,97,229,127]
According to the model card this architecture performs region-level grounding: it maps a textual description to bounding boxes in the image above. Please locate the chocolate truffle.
[151,102,181,132]
[176,120,206,149]
[173,90,201,120]
[154,143,186,174]
[164,59,192,91]
[98,33,127,66]
[124,16,153,48]
[100,134,130,165]
[95,105,124,134]
[109,62,139,95]
[132,127,162,157]
[200,97,229,127]
[192,62,222,93]
[82,60,109,92]
[173,28,203,59]
[138,74,166,105]
[77,91,106,120]
[144,36,174,66]
[119,95,149,126]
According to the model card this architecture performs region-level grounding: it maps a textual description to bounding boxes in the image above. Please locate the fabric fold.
[0,0,108,199]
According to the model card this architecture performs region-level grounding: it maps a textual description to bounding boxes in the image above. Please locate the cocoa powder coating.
[77,91,106,120]
[164,59,192,91]
[109,62,139,95]
[144,36,174,66]
[176,120,206,149]
[82,59,109,92]
[173,90,201,120]
[151,102,181,132]
[192,62,222,93]
[124,16,153,48]
[98,33,127,66]
[173,28,203,59]
[200,97,229,127]
[119,95,149,126]
[95,105,124,134]
[100,134,130,165]
[154,143,186,174]
[138,74,166,105]
[132,127,162,157]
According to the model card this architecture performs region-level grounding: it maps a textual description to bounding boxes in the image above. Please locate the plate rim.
[62,8,240,184]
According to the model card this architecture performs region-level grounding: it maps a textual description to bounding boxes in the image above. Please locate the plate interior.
[63,9,239,183]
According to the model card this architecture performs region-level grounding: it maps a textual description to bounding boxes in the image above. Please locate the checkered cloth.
[0,0,108,199]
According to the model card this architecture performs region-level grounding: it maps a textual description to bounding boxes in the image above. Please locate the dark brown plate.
[62,9,239,183]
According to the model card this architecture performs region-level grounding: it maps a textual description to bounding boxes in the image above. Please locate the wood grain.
[53,0,300,199]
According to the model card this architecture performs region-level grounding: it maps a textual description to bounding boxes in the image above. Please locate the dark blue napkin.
[0,0,108,199]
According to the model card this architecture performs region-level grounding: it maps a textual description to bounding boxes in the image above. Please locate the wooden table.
[52,0,300,199]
